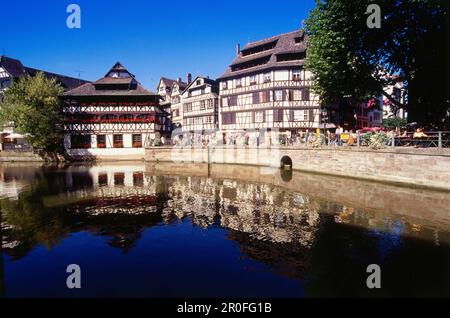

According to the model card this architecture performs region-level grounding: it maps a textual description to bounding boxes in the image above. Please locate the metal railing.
[165,131,450,149]
[1,143,34,152]
[279,131,450,149]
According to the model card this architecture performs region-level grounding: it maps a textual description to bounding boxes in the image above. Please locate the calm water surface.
[0,162,449,297]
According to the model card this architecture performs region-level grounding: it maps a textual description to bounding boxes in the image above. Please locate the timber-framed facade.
[61,62,166,160]
[181,76,219,133]
[217,29,322,142]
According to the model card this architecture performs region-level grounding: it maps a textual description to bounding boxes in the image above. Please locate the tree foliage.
[305,0,449,128]
[382,117,407,129]
[0,72,64,151]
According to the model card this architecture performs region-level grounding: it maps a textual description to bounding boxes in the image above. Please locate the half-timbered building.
[170,79,188,128]
[61,62,165,160]
[217,29,321,142]
[181,76,219,132]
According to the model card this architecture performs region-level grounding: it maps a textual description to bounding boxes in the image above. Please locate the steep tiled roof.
[61,82,157,96]
[218,29,307,80]
[0,56,89,90]
[62,62,159,97]
[160,77,177,88]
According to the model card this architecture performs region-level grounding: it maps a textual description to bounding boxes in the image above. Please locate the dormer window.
[292,69,301,81]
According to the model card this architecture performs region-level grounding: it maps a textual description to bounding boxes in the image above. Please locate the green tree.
[0,72,64,151]
[305,0,449,128]
[382,117,407,129]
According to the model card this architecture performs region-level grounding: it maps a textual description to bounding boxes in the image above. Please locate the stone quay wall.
[145,146,450,191]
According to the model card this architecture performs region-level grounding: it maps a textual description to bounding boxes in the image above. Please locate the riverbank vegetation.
[0,72,64,152]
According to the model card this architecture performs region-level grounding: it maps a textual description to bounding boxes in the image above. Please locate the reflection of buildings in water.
[219,181,320,246]
[2,164,449,260]
[0,165,44,199]
[164,176,321,246]
[165,176,219,227]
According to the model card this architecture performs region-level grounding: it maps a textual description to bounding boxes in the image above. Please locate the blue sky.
[2,0,316,90]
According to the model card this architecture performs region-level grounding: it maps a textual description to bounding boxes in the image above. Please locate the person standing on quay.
[336,126,343,146]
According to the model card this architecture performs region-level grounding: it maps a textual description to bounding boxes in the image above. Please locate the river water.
[0,162,449,297]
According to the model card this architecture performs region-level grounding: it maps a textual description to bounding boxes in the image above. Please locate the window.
[71,135,91,149]
[273,109,284,122]
[304,110,309,121]
[200,100,206,110]
[97,135,106,148]
[114,173,125,186]
[393,87,401,101]
[235,78,242,87]
[206,99,213,109]
[119,114,134,121]
[132,134,142,148]
[252,92,260,104]
[292,110,303,121]
[275,90,283,101]
[184,103,192,112]
[264,72,272,82]
[222,97,228,107]
[222,82,228,90]
[292,89,302,101]
[228,95,238,106]
[133,172,144,187]
[113,135,123,148]
[260,91,271,103]
[222,113,236,125]
[292,70,301,81]
[98,174,108,186]
[302,88,310,101]
[250,75,257,85]
[196,80,201,85]
[254,111,265,123]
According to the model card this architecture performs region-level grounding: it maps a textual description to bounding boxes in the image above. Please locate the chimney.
[236,43,241,56]
[177,77,182,83]
[187,73,192,84]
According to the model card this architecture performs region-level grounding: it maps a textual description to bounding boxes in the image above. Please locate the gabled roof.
[0,56,27,78]
[62,62,159,97]
[158,77,177,88]
[182,76,218,93]
[0,55,89,90]
[218,29,307,80]
[172,80,188,91]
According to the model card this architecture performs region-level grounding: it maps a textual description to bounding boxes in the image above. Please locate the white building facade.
[217,30,322,144]
[61,63,165,160]
[181,76,219,133]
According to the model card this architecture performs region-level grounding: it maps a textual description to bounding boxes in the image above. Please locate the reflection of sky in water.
[368,219,405,260]
[0,164,449,297]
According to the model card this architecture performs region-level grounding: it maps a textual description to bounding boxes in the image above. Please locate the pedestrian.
[256,129,260,147]
[336,126,342,146]
[305,129,310,145]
